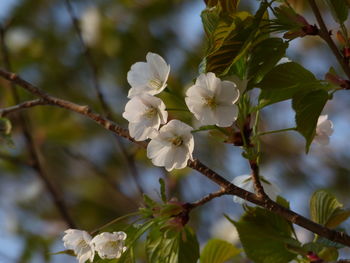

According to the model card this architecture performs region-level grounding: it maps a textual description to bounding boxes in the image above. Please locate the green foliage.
[232,207,298,263]
[292,89,329,152]
[257,62,318,107]
[146,226,199,263]
[200,239,241,263]
[247,38,288,85]
[269,4,307,39]
[310,190,350,228]
[323,0,349,23]
[204,0,240,14]
[201,1,270,76]
[303,242,339,261]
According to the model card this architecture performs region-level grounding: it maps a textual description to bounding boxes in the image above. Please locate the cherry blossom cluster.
[123,52,240,171]
[62,229,127,263]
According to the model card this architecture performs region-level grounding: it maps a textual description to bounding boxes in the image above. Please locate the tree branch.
[1,69,350,247]
[0,68,147,148]
[0,27,76,228]
[308,0,350,79]
[62,1,144,194]
[249,159,268,199]
[186,188,228,210]
[0,98,49,116]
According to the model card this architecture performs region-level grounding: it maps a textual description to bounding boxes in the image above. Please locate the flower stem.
[90,211,140,235]
[258,127,297,136]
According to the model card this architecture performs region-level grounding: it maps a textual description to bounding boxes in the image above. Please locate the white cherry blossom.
[122,94,168,141]
[62,229,94,263]
[127,52,170,98]
[147,120,194,171]
[185,72,240,127]
[91,231,127,259]
[232,175,280,204]
[314,114,334,145]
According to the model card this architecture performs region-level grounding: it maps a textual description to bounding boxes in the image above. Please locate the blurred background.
[0,0,350,262]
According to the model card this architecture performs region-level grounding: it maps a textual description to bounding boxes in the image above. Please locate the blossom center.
[143,107,157,119]
[77,239,90,250]
[148,78,163,90]
[203,96,217,109]
[105,241,120,251]
[170,136,183,147]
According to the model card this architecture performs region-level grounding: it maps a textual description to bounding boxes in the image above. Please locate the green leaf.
[319,247,339,261]
[201,5,221,38]
[257,62,317,107]
[146,226,199,263]
[326,209,350,229]
[200,239,241,263]
[202,2,269,76]
[159,178,167,203]
[324,0,348,23]
[178,227,200,263]
[248,38,288,84]
[292,90,329,152]
[233,207,298,263]
[316,236,345,249]
[310,190,350,228]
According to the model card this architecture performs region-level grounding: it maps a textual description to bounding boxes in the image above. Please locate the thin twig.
[2,69,350,247]
[64,148,139,207]
[0,68,147,148]
[63,0,110,115]
[0,27,76,228]
[249,159,268,199]
[0,99,49,116]
[63,0,143,194]
[308,0,350,79]
[186,188,227,210]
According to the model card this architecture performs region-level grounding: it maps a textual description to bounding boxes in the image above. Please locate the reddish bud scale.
[306,252,324,263]
[343,47,350,58]
[337,31,347,45]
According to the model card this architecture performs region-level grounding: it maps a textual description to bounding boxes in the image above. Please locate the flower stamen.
[143,107,157,119]
[170,136,183,147]
[204,96,217,109]
[148,78,163,90]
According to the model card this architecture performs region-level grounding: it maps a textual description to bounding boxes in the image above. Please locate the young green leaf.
[310,190,350,228]
[159,178,167,203]
[248,38,288,84]
[146,226,199,263]
[178,227,200,263]
[257,62,318,107]
[233,207,299,263]
[292,90,329,152]
[200,239,241,263]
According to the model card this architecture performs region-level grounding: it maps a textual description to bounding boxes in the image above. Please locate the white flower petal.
[185,72,240,127]
[62,229,94,263]
[147,120,194,171]
[215,104,238,127]
[218,81,240,104]
[146,52,170,85]
[91,231,127,260]
[129,121,158,141]
[229,75,248,93]
[314,114,334,145]
[123,94,168,141]
[127,52,170,97]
